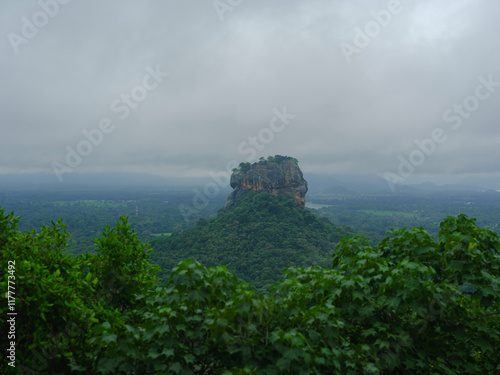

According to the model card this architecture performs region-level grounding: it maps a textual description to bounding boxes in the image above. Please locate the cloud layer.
[1,0,499,185]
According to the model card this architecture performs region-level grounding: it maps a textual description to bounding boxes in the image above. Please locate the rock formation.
[224,156,308,209]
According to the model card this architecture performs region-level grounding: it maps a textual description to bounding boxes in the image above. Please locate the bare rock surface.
[224,157,308,209]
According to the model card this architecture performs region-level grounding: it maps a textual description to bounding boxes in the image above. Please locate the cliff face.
[224,158,308,209]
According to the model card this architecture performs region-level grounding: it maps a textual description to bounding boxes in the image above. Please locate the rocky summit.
[224,155,308,209]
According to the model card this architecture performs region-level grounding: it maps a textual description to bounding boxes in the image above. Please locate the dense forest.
[2,187,500,257]
[0,188,227,256]
[309,190,500,245]
[1,190,500,373]
[151,191,353,291]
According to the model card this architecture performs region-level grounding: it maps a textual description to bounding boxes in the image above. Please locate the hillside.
[151,191,353,291]
[152,155,352,291]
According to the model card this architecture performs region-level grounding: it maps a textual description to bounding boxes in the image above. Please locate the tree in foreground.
[1,207,499,374]
[0,209,158,374]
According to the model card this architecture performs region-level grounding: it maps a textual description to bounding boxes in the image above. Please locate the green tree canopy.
[1,206,499,374]
[151,192,352,291]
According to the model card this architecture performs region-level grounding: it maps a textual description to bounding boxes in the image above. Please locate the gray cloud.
[1,0,499,185]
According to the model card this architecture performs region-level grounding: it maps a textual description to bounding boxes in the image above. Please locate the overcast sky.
[1,0,499,186]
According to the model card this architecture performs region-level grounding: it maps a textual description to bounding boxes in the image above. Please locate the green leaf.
[162,348,174,358]
[353,290,364,301]
[169,362,183,374]
[184,353,195,364]
[364,362,378,373]
[102,333,117,345]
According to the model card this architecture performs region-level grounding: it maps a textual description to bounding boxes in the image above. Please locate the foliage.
[1,203,500,373]
[88,260,265,374]
[0,208,95,373]
[151,192,352,292]
[0,208,158,374]
[81,216,159,313]
[310,190,500,246]
[265,154,298,165]
[81,214,500,374]
[232,155,299,173]
[0,189,224,256]
[233,162,252,174]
